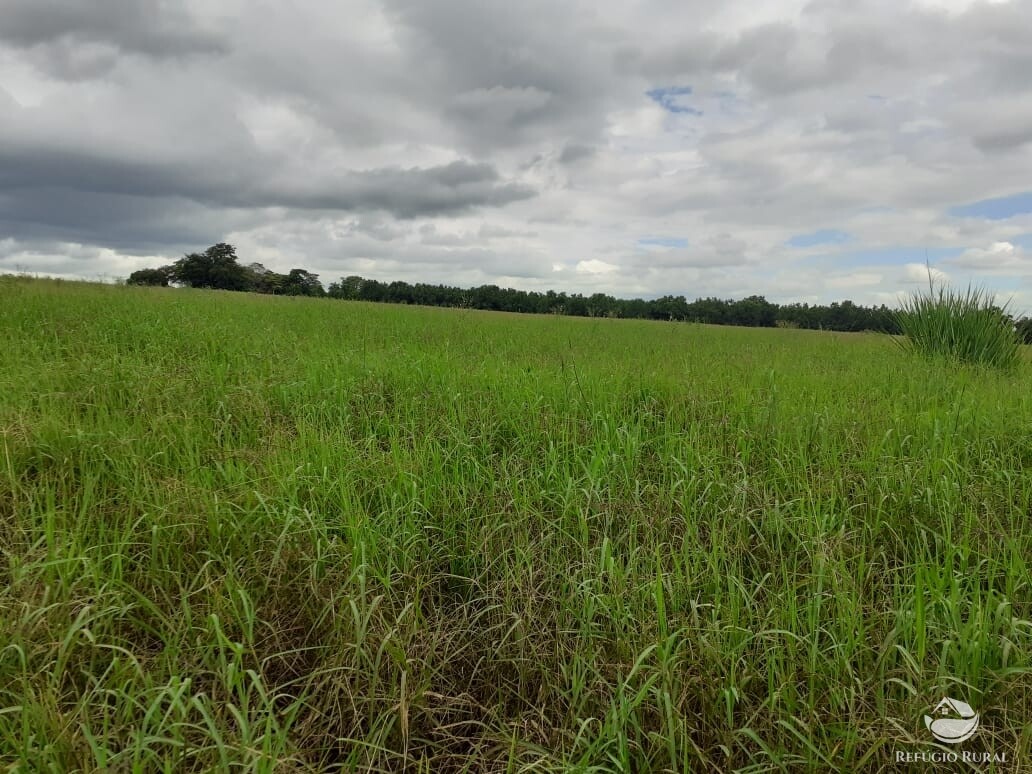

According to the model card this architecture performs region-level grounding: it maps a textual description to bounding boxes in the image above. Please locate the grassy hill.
[1,276,1029,771]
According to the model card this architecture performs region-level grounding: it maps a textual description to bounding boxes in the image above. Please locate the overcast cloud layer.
[2,0,1032,308]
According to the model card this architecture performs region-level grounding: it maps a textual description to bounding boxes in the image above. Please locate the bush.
[127,267,172,286]
[1016,317,1032,344]
[894,279,1020,369]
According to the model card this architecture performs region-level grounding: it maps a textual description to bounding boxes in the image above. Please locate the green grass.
[1,275,1030,772]
[895,280,1021,369]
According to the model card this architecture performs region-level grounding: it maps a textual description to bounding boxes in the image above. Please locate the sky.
[2,0,1032,309]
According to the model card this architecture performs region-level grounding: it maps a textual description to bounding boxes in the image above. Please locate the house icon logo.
[897,696,1003,764]
[924,697,979,744]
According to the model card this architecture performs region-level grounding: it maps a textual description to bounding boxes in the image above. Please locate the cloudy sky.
[2,0,1032,308]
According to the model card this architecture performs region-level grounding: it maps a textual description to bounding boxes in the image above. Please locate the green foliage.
[170,243,255,291]
[126,266,172,286]
[327,274,365,300]
[2,279,1030,770]
[283,268,325,297]
[131,250,902,331]
[1016,317,1032,344]
[246,262,285,294]
[145,247,329,297]
[895,278,1021,369]
[324,277,903,330]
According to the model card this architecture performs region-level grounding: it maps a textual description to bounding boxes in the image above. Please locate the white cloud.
[902,262,950,284]
[947,241,1031,273]
[575,259,619,275]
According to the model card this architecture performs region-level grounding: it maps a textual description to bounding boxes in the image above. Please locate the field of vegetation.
[1,276,1030,772]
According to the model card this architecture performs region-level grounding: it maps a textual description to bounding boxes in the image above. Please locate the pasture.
[1,276,1029,771]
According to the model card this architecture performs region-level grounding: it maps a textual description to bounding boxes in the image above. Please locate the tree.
[651,295,689,321]
[565,293,589,317]
[730,295,777,327]
[1016,317,1032,344]
[170,243,254,291]
[127,266,172,286]
[386,280,414,303]
[357,278,387,302]
[283,269,325,296]
[247,263,286,294]
[588,292,616,317]
[328,275,366,300]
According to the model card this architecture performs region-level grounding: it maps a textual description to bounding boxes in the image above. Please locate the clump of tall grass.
[895,276,1020,369]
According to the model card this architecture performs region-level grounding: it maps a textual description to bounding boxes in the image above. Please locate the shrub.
[1016,317,1032,344]
[126,267,172,286]
[894,278,1020,369]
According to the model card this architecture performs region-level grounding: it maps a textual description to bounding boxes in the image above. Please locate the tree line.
[128,242,1032,339]
[127,243,326,297]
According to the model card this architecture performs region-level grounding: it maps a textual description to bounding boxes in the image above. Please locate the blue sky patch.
[950,191,1032,220]
[638,236,688,248]
[787,229,851,248]
[646,86,702,115]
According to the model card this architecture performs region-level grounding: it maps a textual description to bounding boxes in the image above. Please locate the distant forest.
[128,242,1032,340]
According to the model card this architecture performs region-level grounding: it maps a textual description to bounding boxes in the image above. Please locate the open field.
[1,276,1030,771]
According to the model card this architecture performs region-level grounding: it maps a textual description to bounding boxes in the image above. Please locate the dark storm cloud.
[268,161,536,218]
[0,188,260,253]
[557,143,597,165]
[382,0,624,152]
[0,142,535,233]
[0,0,228,61]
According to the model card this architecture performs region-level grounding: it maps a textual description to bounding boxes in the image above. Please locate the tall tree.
[328,275,366,300]
[170,243,254,291]
[247,263,287,294]
[283,269,325,296]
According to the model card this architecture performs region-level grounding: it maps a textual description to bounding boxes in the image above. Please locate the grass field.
[1,276,1030,772]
